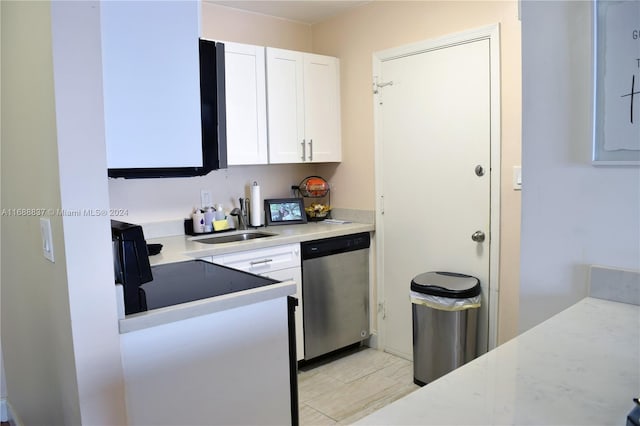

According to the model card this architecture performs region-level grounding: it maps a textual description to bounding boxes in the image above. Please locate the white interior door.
[375,28,500,359]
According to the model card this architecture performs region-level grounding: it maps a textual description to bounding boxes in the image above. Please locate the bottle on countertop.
[214,203,225,220]
[203,207,214,233]
[192,208,205,234]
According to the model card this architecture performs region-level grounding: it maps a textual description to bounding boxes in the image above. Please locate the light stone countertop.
[119,219,374,333]
[356,297,640,425]
[146,220,375,266]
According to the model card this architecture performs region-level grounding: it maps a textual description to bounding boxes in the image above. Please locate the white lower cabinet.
[203,243,304,360]
[120,297,292,425]
[260,267,303,361]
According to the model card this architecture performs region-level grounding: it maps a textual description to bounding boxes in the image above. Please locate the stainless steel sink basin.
[192,231,277,244]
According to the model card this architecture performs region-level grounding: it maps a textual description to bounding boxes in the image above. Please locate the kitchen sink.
[192,231,277,244]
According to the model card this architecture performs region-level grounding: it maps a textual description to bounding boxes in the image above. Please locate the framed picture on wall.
[592,0,640,165]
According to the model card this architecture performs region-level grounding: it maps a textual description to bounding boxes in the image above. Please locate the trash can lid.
[411,271,481,298]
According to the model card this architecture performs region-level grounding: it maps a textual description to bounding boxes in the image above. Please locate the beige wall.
[311,1,522,343]
[201,1,312,51]
[1,2,82,423]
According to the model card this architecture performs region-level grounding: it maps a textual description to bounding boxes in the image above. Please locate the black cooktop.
[138,260,278,312]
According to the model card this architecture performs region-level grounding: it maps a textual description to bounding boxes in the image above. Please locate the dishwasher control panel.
[301,232,370,260]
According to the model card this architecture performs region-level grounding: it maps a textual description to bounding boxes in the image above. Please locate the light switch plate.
[40,217,54,262]
[513,165,522,190]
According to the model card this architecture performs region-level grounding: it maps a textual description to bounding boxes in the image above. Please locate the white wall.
[50,2,128,423]
[1,1,127,424]
[109,164,318,224]
[520,1,640,332]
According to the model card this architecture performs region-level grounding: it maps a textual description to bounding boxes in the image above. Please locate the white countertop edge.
[119,281,296,334]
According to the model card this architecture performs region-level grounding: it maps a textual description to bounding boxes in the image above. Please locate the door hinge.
[380,195,384,215]
[373,76,393,94]
[373,76,393,106]
[378,301,386,319]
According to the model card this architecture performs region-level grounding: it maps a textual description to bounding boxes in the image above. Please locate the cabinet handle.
[301,139,306,161]
[250,258,273,266]
[308,139,313,161]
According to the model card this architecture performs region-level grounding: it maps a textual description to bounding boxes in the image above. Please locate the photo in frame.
[264,198,307,226]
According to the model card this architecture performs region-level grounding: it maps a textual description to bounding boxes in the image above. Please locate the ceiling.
[208,1,369,25]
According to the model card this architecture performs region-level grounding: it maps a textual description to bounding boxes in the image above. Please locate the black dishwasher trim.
[287,296,299,426]
[301,232,370,260]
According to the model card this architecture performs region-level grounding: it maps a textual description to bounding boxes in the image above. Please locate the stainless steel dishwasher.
[301,232,370,360]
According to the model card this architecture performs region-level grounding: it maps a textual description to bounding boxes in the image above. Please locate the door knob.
[471,231,485,242]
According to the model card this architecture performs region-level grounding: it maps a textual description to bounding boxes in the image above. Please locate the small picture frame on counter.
[264,198,307,226]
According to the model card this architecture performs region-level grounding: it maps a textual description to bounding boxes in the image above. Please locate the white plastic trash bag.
[410,290,480,311]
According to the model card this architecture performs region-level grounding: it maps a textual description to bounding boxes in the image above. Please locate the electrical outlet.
[200,189,212,208]
[40,217,54,262]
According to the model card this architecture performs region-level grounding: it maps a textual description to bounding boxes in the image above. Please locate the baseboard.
[2,399,22,426]
[1,398,7,422]
[366,331,380,349]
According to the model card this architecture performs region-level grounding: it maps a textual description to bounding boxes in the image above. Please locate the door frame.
[372,24,501,352]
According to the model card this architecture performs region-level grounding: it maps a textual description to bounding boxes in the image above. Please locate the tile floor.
[298,346,420,425]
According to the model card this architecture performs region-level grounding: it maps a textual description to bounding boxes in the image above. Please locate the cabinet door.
[304,53,342,162]
[205,244,304,360]
[262,267,304,361]
[101,1,202,169]
[225,42,268,165]
[266,48,305,164]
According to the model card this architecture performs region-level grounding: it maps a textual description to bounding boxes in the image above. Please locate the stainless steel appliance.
[301,233,370,360]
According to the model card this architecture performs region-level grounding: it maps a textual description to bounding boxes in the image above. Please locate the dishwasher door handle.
[250,258,273,266]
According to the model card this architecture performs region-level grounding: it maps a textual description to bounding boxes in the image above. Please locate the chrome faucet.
[230,198,249,230]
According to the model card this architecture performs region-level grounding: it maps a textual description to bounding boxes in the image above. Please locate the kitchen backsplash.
[589,265,640,306]
[108,164,320,224]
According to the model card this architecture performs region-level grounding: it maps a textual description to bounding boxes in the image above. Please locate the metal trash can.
[411,271,481,386]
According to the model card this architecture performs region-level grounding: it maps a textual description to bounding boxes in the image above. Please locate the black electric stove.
[137,260,278,312]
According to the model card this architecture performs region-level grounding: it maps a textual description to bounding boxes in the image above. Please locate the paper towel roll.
[250,181,262,226]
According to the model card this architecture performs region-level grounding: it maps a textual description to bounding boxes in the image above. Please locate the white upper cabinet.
[266,48,306,163]
[266,48,342,164]
[101,1,203,170]
[303,53,342,162]
[224,42,268,165]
